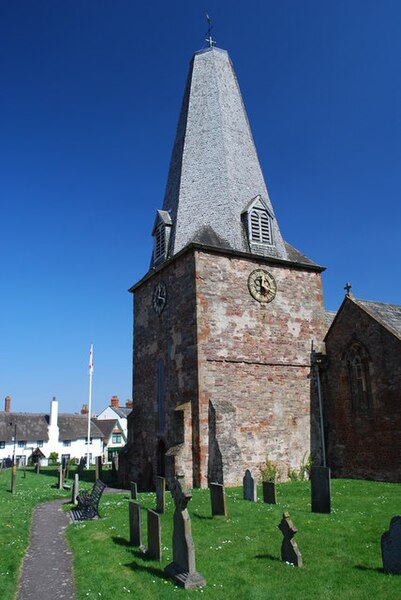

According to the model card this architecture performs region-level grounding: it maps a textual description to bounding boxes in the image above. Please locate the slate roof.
[159,46,322,269]
[325,310,337,332]
[92,419,119,439]
[0,412,103,443]
[354,299,401,340]
[113,407,131,418]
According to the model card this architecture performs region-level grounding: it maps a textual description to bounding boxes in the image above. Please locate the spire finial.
[344,282,352,296]
[205,14,216,48]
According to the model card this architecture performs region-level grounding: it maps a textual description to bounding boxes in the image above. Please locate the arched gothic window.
[345,342,372,411]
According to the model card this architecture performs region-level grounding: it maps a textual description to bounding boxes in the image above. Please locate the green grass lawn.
[66,479,401,600]
[0,466,72,600]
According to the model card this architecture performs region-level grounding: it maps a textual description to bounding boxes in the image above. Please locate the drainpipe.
[311,346,326,468]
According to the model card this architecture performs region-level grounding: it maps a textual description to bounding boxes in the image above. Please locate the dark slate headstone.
[77,457,85,476]
[311,466,331,514]
[129,501,145,550]
[210,482,227,516]
[243,469,257,502]
[278,512,303,567]
[382,516,401,573]
[147,509,162,561]
[156,476,166,513]
[164,477,206,589]
[262,481,277,504]
[130,481,138,500]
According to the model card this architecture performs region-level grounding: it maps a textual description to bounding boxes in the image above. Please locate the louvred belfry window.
[154,223,166,262]
[250,208,272,245]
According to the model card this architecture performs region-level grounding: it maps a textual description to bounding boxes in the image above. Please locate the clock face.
[248,269,277,304]
[152,282,167,315]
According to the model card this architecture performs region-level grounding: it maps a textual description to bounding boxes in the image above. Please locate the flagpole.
[86,344,94,469]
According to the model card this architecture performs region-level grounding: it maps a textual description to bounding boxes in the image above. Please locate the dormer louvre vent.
[154,223,166,262]
[151,209,172,266]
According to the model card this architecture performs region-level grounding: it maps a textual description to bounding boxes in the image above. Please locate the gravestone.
[381,516,401,573]
[58,465,63,490]
[72,474,79,505]
[77,457,85,476]
[278,512,303,567]
[35,462,40,475]
[164,477,206,589]
[129,501,145,551]
[243,469,257,502]
[130,481,138,500]
[262,481,277,504]
[112,455,118,474]
[210,482,227,516]
[311,466,331,514]
[95,456,102,480]
[156,476,166,513]
[147,509,162,561]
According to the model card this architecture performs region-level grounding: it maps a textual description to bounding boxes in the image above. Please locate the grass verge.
[67,479,401,600]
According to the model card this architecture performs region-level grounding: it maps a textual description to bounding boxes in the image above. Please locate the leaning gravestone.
[129,501,145,551]
[311,466,331,514]
[164,477,206,589]
[278,512,303,567]
[130,481,138,500]
[243,469,257,502]
[156,476,166,513]
[381,516,401,573]
[147,509,162,561]
[210,482,227,516]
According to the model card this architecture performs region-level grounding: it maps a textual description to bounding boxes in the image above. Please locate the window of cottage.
[18,440,26,448]
[37,440,43,447]
[63,440,71,447]
[0,441,5,449]
[249,208,272,245]
[112,433,122,444]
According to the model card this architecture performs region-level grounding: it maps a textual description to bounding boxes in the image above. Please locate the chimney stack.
[81,404,89,415]
[125,399,133,409]
[4,396,11,413]
[110,395,119,409]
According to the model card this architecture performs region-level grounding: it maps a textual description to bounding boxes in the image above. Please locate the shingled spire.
[151,46,315,267]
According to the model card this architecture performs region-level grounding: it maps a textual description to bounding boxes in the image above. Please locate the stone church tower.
[123,46,326,489]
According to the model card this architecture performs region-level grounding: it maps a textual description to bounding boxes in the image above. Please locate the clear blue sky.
[1,1,400,414]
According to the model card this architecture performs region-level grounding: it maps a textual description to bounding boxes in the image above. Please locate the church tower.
[124,46,326,489]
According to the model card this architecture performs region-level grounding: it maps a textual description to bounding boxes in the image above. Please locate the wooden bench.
[71,479,107,522]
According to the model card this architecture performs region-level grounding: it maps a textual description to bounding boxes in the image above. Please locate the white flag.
[89,344,94,376]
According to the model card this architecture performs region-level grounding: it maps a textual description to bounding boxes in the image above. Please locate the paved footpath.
[17,499,75,600]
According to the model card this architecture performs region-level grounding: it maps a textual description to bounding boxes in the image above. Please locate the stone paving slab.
[17,499,75,600]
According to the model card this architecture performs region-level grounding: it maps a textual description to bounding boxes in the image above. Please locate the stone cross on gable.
[205,14,216,48]
[344,282,352,296]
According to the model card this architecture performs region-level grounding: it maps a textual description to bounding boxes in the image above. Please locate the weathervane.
[205,14,216,48]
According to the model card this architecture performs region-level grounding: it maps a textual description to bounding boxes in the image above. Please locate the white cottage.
[0,396,103,466]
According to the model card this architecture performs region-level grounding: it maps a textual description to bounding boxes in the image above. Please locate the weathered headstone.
[164,477,206,589]
[311,466,331,514]
[35,462,40,475]
[210,482,227,516]
[72,474,79,505]
[243,469,257,502]
[58,464,63,490]
[95,456,102,480]
[129,501,145,551]
[278,512,303,567]
[112,455,118,474]
[77,457,85,477]
[147,509,162,561]
[130,481,138,500]
[156,476,166,513]
[381,516,401,573]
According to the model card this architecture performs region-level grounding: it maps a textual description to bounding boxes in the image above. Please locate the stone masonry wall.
[324,299,401,482]
[127,251,198,489]
[195,250,326,487]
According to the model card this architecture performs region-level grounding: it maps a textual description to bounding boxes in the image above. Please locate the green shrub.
[259,452,280,482]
